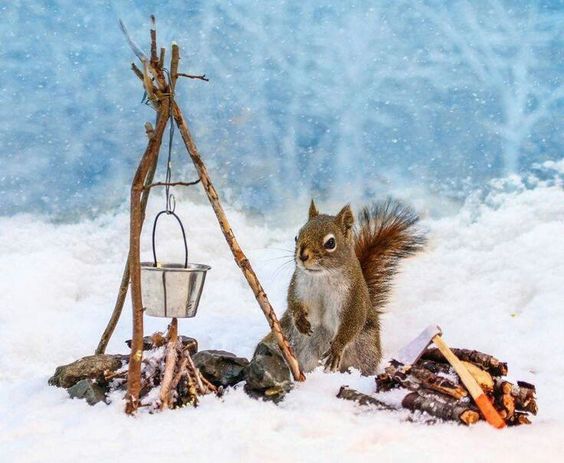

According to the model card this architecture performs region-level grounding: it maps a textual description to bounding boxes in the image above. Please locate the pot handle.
[151,210,189,268]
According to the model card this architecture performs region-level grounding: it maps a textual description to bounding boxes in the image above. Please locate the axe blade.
[394,324,442,366]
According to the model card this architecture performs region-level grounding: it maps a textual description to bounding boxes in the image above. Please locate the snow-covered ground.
[1,172,563,462]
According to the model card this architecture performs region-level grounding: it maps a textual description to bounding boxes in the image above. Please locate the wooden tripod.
[94,17,304,414]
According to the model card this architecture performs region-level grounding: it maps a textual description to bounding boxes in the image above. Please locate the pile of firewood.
[339,348,537,426]
[108,321,218,410]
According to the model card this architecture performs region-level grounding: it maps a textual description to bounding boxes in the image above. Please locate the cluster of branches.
[339,347,537,426]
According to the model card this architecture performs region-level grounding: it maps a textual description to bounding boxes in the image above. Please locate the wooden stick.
[508,411,532,426]
[170,48,304,382]
[199,370,219,394]
[131,62,144,81]
[408,364,468,399]
[159,47,166,69]
[402,391,480,426]
[170,354,189,395]
[375,362,467,400]
[170,43,180,92]
[495,379,537,415]
[95,122,160,355]
[185,349,206,394]
[150,15,158,67]
[125,100,170,415]
[159,318,179,409]
[422,347,508,377]
[144,180,200,190]
[337,386,397,411]
[175,73,209,82]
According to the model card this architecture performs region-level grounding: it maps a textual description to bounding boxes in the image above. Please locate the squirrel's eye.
[294,235,298,243]
[323,235,336,251]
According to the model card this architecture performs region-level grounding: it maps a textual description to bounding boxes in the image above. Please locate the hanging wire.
[139,67,201,210]
[164,68,176,214]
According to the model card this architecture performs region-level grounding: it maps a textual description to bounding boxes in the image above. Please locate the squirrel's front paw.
[322,346,343,372]
[295,312,313,336]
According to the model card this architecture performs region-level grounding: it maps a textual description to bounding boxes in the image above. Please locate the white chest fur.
[294,270,349,336]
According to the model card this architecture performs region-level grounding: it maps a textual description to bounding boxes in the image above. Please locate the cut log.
[495,379,537,415]
[337,386,397,411]
[415,359,453,375]
[376,362,467,400]
[409,365,468,399]
[507,411,532,426]
[402,391,480,426]
[421,348,508,376]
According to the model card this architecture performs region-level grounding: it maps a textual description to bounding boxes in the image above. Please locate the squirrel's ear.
[335,204,354,237]
[308,199,319,219]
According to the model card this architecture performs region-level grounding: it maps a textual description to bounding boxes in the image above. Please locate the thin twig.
[131,62,144,81]
[119,19,148,63]
[150,15,158,67]
[170,44,180,92]
[185,351,206,394]
[159,47,166,69]
[143,180,201,190]
[175,73,209,82]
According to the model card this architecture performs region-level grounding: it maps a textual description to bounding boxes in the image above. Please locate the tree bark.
[402,391,480,425]
[421,348,508,376]
[495,379,537,415]
[337,386,397,411]
[376,361,467,400]
[125,99,170,415]
[159,318,179,410]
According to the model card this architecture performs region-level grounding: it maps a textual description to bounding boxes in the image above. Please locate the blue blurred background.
[1,0,562,218]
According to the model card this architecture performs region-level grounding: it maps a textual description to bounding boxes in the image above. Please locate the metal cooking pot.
[141,210,210,318]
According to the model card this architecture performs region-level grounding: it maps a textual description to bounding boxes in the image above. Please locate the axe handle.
[432,335,506,429]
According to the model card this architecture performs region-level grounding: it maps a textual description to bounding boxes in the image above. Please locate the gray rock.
[67,379,108,405]
[193,350,249,387]
[244,341,293,401]
[49,354,127,388]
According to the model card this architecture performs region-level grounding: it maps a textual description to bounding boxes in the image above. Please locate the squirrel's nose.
[299,247,310,262]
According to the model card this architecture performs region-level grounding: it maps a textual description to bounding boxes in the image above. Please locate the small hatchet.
[395,324,506,429]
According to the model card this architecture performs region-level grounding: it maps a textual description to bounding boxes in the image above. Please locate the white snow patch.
[1,182,564,462]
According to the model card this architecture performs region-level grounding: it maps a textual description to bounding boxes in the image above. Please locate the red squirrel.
[262,198,425,375]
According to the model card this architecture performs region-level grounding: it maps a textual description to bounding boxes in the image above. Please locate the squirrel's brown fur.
[355,199,426,313]
[261,198,425,376]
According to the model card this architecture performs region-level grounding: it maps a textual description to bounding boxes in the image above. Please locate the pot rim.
[140,262,211,272]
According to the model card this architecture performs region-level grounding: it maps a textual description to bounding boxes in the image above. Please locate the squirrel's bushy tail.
[354,198,426,312]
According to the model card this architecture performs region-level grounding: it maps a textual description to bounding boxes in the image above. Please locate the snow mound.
[1,179,563,462]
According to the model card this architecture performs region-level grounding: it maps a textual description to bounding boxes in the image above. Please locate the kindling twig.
[159,318,179,410]
[175,73,209,82]
[144,180,201,190]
